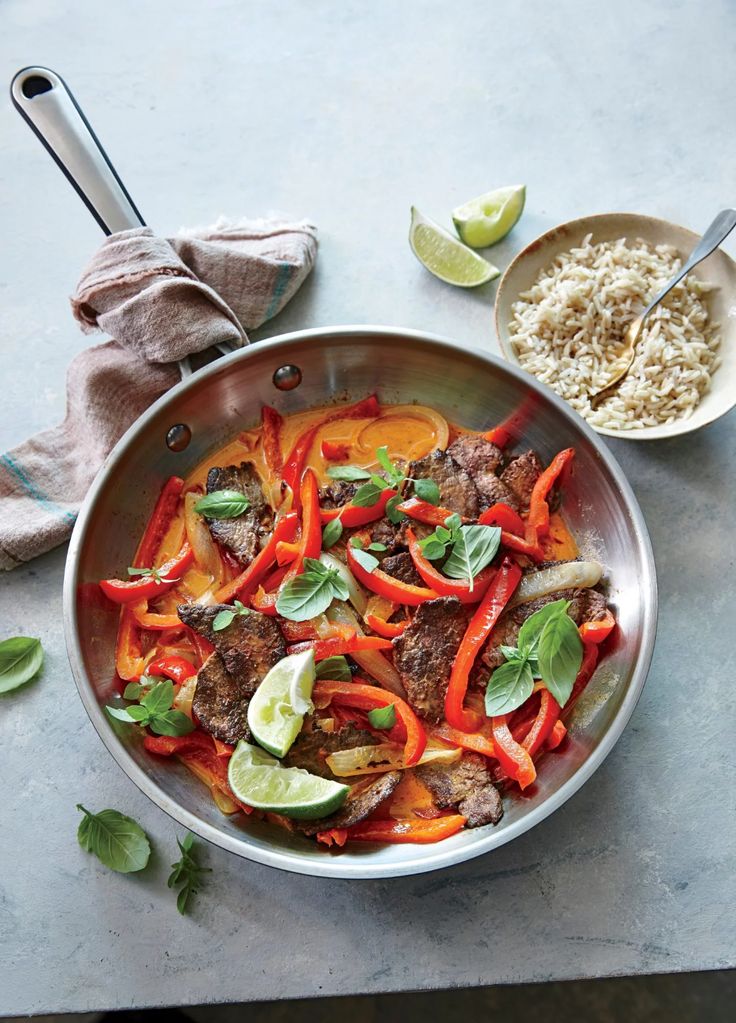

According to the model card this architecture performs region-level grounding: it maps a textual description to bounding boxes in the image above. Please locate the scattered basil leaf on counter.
[193,489,250,518]
[367,703,397,730]
[385,494,406,524]
[326,465,373,482]
[484,658,535,717]
[212,600,250,632]
[411,478,441,505]
[168,832,210,914]
[537,610,583,706]
[276,559,349,621]
[0,636,44,694]
[76,805,151,873]
[315,656,353,682]
[442,525,501,586]
[106,679,194,737]
[322,517,344,549]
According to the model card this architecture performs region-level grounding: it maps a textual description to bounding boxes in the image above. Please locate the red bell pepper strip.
[130,602,184,631]
[289,468,322,576]
[483,426,513,448]
[429,722,497,759]
[147,655,197,684]
[275,540,301,566]
[115,609,146,682]
[143,730,250,812]
[520,688,561,757]
[320,487,398,527]
[213,739,235,759]
[527,447,575,540]
[283,394,380,497]
[565,642,599,709]
[445,556,522,733]
[321,814,466,845]
[189,628,215,665]
[320,439,351,461]
[490,716,537,788]
[288,634,393,660]
[133,476,185,568]
[579,609,616,645]
[364,613,408,638]
[545,719,567,750]
[278,619,320,642]
[261,405,284,478]
[395,497,466,527]
[498,530,544,560]
[214,511,298,603]
[313,678,427,766]
[406,528,496,603]
[346,542,439,605]
[100,544,194,604]
[478,502,525,536]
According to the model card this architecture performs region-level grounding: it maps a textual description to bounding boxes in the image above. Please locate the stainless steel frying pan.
[12,67,657,878]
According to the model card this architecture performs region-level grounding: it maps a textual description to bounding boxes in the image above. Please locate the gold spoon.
[590,208,736,407]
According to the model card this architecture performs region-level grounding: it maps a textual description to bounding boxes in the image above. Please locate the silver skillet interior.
[64,326,658,879]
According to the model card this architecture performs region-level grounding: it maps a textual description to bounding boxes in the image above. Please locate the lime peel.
[247,650,316,758]
[227,741,349,819]
[452,184,526,248]
[409,207,499,288]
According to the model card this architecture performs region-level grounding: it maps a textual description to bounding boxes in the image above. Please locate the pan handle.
[10,66,146,235]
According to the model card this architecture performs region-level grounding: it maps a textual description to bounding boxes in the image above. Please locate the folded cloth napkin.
[0,217,317,570]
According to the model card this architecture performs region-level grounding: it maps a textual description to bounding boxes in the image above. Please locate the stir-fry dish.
[100,396,616,848]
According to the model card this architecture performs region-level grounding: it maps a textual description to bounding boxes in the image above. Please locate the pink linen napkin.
[0,217,317,570]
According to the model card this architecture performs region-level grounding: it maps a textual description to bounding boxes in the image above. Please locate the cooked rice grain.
[508,235,720,429]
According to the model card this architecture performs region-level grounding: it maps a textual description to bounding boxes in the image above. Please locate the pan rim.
[63,325,658,879]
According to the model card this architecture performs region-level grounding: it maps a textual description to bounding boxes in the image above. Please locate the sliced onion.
[326,741,461,776]
[184,491,223,584]
[174,675,197,718]
[508,560,604,609]
[320,551,368,617]
[326,602,406,698]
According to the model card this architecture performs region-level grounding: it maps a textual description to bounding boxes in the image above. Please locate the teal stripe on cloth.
[263,261,293,321]
[0,453,77,524]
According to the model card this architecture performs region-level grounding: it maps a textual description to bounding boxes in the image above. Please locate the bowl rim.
[63,324,658,879]
[493,210,736,441]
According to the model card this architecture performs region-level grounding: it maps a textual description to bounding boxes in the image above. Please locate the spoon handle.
[642,208,736,319]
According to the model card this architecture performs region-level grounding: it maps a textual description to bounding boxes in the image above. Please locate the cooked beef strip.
[499,450,543,511]
[380,551,424,587]
[417,753,503,827]
[447,434,512,511]
[298,771,402,836]
[392,597,468,721]
[178,603,286,742]
[205,463,272,566]
[407,449,480,519]
[284,724,378,781]
[190,652,251,744]
[319,480,358,509]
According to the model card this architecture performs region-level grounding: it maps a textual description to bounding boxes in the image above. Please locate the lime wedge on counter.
[409,207,500,287]
[228,741,349,819]
[452,185,526,248]
[247,650,315,758]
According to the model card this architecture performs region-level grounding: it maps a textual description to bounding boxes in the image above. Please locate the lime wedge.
[452,185,526,248]
[247,650,315,758]
[228,741,349,819]
[409,207,499,287]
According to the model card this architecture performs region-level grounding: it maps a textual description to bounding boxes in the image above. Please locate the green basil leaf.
[326,465,373,482]
[385,494,406,524]
[123,682,142,700]
[537,611,583,706]
[352,481,384,507]
[435,526,452,542]
[106,705,141,725]
[376,446,400,482]
[126,704,151,723]
[194,490,250,519]
[443,525,501,583]
[0,636,44,694]
[315,655,353,682]
[141,679,175,716]
[499,644,521,661]
[517,599,570,658]
[329,572,350,602]
[413,478,441,505]
[444,513,463,532]
[212,609,235,632]
[484,658,535,716]
[366,542,387,552]
[127,566,154,577]
[322,518,344,549]
[421,539,448,561]
[150,710,196,737]
[349,536,363,548]
[303,556,329,576]
[76,805,151,873]
[367,703,397,730]
[350,547,380,573]
[276,572,337,621]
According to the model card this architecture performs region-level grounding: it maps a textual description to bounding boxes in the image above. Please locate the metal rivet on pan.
[273,364,302,390]
[166,423,192,451]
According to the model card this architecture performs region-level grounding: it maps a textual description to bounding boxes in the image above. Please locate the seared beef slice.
[499,451,543,511]
[285,725,377,781]
[408,449,480,519]
[298,771,402,836]
[392,597,467,721]
[178,603,285,744]
[447,434,518,511]
[205,462,272,565]
[380,551,423,587]
[417,753,503,827]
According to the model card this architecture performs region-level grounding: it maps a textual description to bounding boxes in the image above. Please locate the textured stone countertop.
[1,0,734,1014]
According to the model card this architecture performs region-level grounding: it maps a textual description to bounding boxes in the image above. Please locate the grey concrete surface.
[0,0,734,1015]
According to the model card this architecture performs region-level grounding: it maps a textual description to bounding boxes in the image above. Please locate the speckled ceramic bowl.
[494,212,736,440]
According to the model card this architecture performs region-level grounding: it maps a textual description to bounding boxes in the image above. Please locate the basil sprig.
[212,600,250,632]
[315,655,353,682]
[327,445,440,511]
[106,679,194,737]
[76,805,151,873]
[168,832,210,914]
[276,557,350,621]
[418,515,501,588]
[367,703,396,730]
[484,599,583,716]
[127,565,178,585]
[322,517,344,549]
[193,489,250,519]
[349,536,386,573]
[0,636,44,693]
